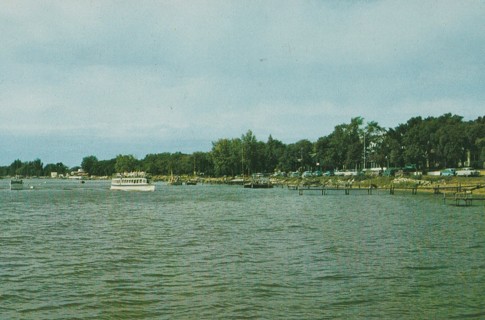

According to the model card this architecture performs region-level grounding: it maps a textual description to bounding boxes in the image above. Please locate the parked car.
[383,168,399,177]
[290,171,301,178]
[324,170,334,176]
[273,171,287,177]
[313,170,323,177]
[302,171,313,178]
[440,168,456,176]
[455,167,480,177]
[343,170,359,176]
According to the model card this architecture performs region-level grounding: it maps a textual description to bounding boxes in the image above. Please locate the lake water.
[1,179,484,319]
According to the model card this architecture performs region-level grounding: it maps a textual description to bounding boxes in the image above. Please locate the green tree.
[211,138,242,176]
[95,159,116,176]
[379,129,403,168]
[264,135,286,172]
[241,130,258,175]
[192,151,214,176]
[281,140,313,172]
[402,117,431,169]
[364,121,386,169]
[44,162,68,176]
[387,126,406,168]
[143,153,161,175]
[14,158,43,177]
[143,153,171,175]
[314,136,334,170]
[32,159,43,176]
[170,152,193,175]
[56,162,69,175]
[433,114,465,167]
[325,117,364,170]
[115,154,139,173]
[465,116,485,168]
[81,156,99,175]
[9,159,23,176]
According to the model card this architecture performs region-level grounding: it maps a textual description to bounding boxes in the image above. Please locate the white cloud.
[0,0,483,165]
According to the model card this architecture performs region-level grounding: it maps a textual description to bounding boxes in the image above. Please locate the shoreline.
[2,174,484,195]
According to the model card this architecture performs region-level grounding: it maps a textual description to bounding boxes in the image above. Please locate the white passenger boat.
[10,177,23,190]
[110,176,155,192]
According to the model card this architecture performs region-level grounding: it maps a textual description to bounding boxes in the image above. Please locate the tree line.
[0,159,69,177]
[1,113,484,178]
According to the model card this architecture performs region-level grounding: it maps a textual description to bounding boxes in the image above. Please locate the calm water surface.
[1,179,484,319]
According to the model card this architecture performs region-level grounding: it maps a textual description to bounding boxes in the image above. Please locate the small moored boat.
[10,177,23,191]
[185,179,198,185]
[243,177,273,189]
[167,171,183,186]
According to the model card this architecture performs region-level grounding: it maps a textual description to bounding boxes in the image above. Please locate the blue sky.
[1,1,484,166]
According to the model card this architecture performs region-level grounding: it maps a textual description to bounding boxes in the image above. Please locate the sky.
[1,1,484,167]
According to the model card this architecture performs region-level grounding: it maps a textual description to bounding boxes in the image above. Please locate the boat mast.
[363,131,366,170]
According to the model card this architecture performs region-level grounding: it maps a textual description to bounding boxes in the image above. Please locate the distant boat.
[185,160,198,185]
[244,181,273,189]
[168,171,183,186]
[10,177,23,190]
[168,177,183,185]
[185,179,198,185]
[110,175,155,192]
[244,177,273,189]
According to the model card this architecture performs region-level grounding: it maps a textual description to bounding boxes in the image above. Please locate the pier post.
[434,185,440,194]
[412,184,418,195]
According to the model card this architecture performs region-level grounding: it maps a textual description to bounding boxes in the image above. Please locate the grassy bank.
[285,174,485,195]
[152,173,485,195]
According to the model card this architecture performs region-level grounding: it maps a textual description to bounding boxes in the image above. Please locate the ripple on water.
[0,183,484,319]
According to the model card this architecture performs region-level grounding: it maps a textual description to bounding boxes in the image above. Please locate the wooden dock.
[295,185,376,196]
[290,183,485,206]
[444,192,485,207]
[389,185,418,195]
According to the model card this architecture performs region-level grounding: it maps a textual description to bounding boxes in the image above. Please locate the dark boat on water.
[185,179,198,185]
[10,177,23,190]
[244,177,273,189]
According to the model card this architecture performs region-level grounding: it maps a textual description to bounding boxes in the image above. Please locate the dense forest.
[1,114,484,177]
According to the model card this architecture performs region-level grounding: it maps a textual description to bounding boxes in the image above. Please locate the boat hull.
[244,183,273,189]
[168,181,183,186]
[110,185,155,192]
[10,180,23,190]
